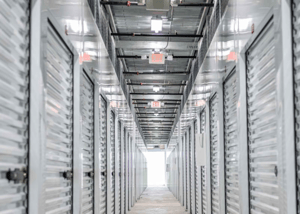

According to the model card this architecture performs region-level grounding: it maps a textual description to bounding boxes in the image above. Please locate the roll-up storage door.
[45,23,74,213]
[200,109,207,214]
[80,71,94,213]
[292,1,300,213]
[185,132,188,209]
[123,129,127,211]
[246,19,278,213]
[210,94,219,213]
[110,111,115,213]
[118,121,121,214]
[223,70,239,213]
[0,0,30,212]
[189,127,193,213]
[194,120,199,213]
[99,97,107,214]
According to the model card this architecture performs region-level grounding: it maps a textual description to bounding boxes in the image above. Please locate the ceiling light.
[154,113,159,116]
[151,17,163,33]
[153,86,160,92]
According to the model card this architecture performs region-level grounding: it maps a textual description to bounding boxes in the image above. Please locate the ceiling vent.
[146,0,170,11]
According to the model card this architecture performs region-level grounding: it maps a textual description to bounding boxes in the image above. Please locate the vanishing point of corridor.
[128,187,188,214]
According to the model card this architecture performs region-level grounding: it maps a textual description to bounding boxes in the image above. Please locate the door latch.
[88,171,94,178]
[6,168,27,183]
[63,171,73,179]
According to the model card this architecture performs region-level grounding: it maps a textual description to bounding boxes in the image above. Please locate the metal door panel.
[200,109,206,214]
[80,71,94,214]
[189,127,193,214]
[246,20,278,214]
[293,1,300,213]
[110,111,115,213]
[44,23,74,213]
[99,97,107,214]
[223,71,239,213]
[117,121,121,214]
[0,0,29,213]
[194,120,199,213]
[210,95,219,214]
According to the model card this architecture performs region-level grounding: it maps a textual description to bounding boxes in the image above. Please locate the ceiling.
[103,0,208,145]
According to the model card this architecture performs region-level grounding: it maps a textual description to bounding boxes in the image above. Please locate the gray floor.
[128,186,188,214]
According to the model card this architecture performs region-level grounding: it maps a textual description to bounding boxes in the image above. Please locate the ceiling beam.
[131,93,182,95]
[124,73,189,81]
[118,55,196,59]
[128,83,186,86]
[115,41,199,50]
[112,33,203,38]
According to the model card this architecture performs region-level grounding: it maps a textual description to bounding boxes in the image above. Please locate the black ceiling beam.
[137,113,176,114]
[135,107,178,109]
[132,99,181,102]
[128,83,186,86]
[100,1,139,6]
[139,120,174,123]
[133,102,180,105]
[101,1,214,7]
[118,55,196,59]
[138,117,175,119]
[124,72,189,75]
[131,93,182,95]
[178,3,214,7]
[112,33,203,38]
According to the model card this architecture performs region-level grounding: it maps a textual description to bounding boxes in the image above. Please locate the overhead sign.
[151,101,161,108]
[149,53,165,64]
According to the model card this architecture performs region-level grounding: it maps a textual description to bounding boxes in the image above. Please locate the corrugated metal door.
[45,23,74,213]
[110,111,115,213]
[210,95,219,213]
[185,133,188,210]
[292,1,300,213]
[194,120,199,213]
[100,97,107,214]
[118,121,121,214]
[80,71,94,213]
[200,109,207,214]
[123,129,127,211]
[189,127,193,213]
[246,20,278,213]
[223,70,239,213]
[0,0,30,212]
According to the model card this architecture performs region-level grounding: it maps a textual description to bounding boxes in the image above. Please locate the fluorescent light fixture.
[154,113,159,116]
[153,86,160,92]
[151,17,163,33]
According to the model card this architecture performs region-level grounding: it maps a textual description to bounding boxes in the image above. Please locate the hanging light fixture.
[151,16,163,33]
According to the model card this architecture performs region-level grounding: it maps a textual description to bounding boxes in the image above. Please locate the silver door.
[246,20,278,213]
[110,111,115,213]
[117,121,121,214]
[99,96,107,214]
[185,132,189,210]
[200,109,207,214]
[194,120,199,213]
[0,0,30,213]
[80,71,94,213]
[189,127,193,214]
[210,94,219,214]
[44,23,74,213]
[123,129,127,213]
[293,1,300,213]
[223,70,239,213]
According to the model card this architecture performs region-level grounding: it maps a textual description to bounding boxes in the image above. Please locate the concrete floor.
[128,187,188,214]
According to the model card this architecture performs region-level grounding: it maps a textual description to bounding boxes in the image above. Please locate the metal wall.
[167,0,297,214]
[0,0,149,213]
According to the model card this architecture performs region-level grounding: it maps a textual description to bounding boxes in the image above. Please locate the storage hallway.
[1,0,299,213]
